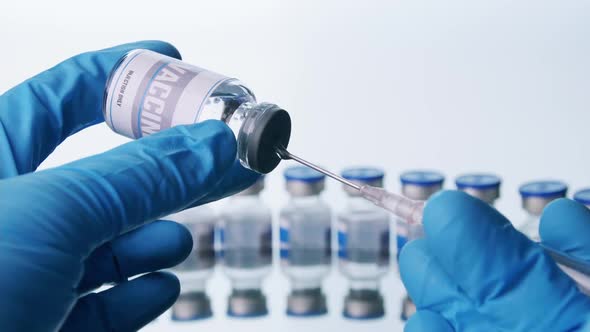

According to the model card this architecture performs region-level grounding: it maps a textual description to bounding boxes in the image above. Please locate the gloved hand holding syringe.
[276,146,590,294]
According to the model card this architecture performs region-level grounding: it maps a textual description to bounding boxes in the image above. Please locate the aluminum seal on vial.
[232,102,291,174]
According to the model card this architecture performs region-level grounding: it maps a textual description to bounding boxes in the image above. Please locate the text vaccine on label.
[103,49,291,174]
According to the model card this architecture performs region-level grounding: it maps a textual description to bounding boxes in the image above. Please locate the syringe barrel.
[395,199,424,226]
[360,186,424,225]
[384,195,424,225]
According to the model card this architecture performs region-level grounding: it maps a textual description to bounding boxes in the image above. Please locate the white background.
[1,1,589,331]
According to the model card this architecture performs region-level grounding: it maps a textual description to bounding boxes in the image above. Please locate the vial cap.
[455,173,501,190]
[284,166,325,183]
[519,180,568,198]
[341,167,384,195]
[341,167,385,183]
[284,166,325,196]
[400,170,445,187]
[574,188,590,205]
[246,106,291,174]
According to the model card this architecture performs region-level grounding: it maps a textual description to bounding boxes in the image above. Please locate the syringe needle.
[275,146,362,191]
[275,146,422,225]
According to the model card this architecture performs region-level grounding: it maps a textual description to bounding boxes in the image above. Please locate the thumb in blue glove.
[0,41,258,332]
[540,198,590,295]
[399,191,590,332]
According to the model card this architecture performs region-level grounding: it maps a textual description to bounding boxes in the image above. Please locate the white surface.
[2,0,590,331]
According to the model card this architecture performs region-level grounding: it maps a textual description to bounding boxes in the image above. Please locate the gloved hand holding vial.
[0,41,261,332]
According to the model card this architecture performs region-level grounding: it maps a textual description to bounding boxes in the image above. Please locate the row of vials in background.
[164,166,590,322]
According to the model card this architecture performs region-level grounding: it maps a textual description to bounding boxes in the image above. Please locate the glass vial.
[397,170,444,321]
[574,188,590,209]
[167,205,217,321]
[218,177,272,317]
[518,180,568,241]
[103,49,291,174]
[279,166,332,317]
[338,168,390,319]
[455,173,501,206]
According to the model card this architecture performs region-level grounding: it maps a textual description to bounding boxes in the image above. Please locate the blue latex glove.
[399,191,590,331]
[540,199,590,299]
[0,41,258,332]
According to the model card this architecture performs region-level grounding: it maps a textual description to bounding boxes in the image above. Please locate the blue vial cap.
[284,166,324,183]
[519,180,568,198]
[341,167,385,182]
[455,173,501,190]
[574,188,590,205]
[400,170,445,187]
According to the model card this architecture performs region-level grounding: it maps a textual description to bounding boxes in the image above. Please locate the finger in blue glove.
[0,40,258,332]
[77,220,193,293]
[0,41,180,178]
[541,198,590,263]
[60,272,181,332]
[400,240,498,331]
[400,190,590,331]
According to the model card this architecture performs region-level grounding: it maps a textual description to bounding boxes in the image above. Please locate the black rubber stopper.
[246,107,291,174]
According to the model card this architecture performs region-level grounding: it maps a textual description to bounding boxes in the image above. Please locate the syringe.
[276,147,425,225]
[276,146,590,293]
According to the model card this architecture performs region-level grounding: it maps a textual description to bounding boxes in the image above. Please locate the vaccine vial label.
[337,221,348,259]
[279,218,290,260]
[215,226,225,259]
[104,49,230,139]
